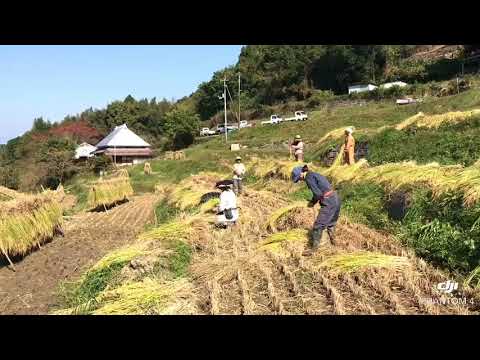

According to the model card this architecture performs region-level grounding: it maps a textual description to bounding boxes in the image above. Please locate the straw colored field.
[0,193,159,314]
[51,172,479,315]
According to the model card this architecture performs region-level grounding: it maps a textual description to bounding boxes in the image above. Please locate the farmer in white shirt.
[215,180,239,229]
[232,156,246,195]
[290,135,304,162]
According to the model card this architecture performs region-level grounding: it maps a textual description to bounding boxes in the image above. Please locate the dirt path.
[0,194,159,315]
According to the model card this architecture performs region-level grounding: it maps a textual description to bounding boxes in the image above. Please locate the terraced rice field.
[0,194,159,314]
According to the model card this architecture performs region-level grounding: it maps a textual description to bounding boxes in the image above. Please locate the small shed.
[348,84,378,94]
[380,81,408,89]
[74,143,97,160]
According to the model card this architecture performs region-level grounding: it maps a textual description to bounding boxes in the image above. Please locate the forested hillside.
[0,96,199,191]
[188,45,477,121]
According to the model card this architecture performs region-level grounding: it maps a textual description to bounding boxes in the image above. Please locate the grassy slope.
[64,88,480,273]
[55,88,480,314]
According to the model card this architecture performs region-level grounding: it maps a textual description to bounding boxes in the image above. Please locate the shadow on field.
[89,198,129,213]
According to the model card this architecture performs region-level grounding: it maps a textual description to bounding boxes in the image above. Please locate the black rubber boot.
[303,229,322,256]
[311,229,322,251]
[319,230,331,246]
[327,226,336,245]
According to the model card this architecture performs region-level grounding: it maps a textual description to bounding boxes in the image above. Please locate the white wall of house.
[348,84,378,94]
[74,144,96,159]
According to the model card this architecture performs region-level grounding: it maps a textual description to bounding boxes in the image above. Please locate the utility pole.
[238,73,241,130]
[224,77,228,143]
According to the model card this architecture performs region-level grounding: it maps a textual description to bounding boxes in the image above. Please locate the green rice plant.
[317,252,410,273]
[168,241,192,278]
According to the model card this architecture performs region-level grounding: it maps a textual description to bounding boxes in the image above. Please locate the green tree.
[32,117,52,132]
[163,108,200,150]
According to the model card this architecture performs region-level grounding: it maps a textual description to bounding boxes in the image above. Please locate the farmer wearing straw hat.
[291,165,341,254]
[232,156,246,195]
[344,127,355,165]
[290,135,304,162]
[214,180,239,229]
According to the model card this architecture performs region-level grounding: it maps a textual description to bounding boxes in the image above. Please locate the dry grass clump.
[395,109,480,130]
[0,192,63,260]
[316,127,349,145]
[87,172,134,209]
[138,220,193,243]
[0,186,21,200]
[266,202,310,232]
[166,171,226,210]
[395,112,426,130]
[91,278,196,315]
[90,245,146,272]
[250,158,279,178]
[248,158,317,181]
[169,187,205,210]
[464,266,480,289]
[317,251,410,274]
[258,229,309,255]
[274,206,315,232]
[199,198,220,213]
[324,155,480,207]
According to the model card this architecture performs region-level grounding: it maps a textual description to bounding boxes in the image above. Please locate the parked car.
[216,124,237,134]
[396,98,417,105]
[239,120,252,128]
[200,127,216,136]
[261,115,283,125]
[284,111,308,122]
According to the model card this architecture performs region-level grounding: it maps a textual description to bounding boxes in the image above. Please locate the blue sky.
[0,45,243,144]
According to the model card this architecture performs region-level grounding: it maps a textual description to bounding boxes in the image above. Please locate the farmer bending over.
[215,180,239,229]
[291,165,341,255]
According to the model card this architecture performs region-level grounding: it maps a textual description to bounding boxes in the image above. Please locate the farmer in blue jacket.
[291,165,341,254]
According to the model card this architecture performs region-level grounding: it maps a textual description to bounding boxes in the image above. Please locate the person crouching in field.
[215,180,239,229]
[232,156,246,195]
[292,165,341,255]
[344,127,355,165]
